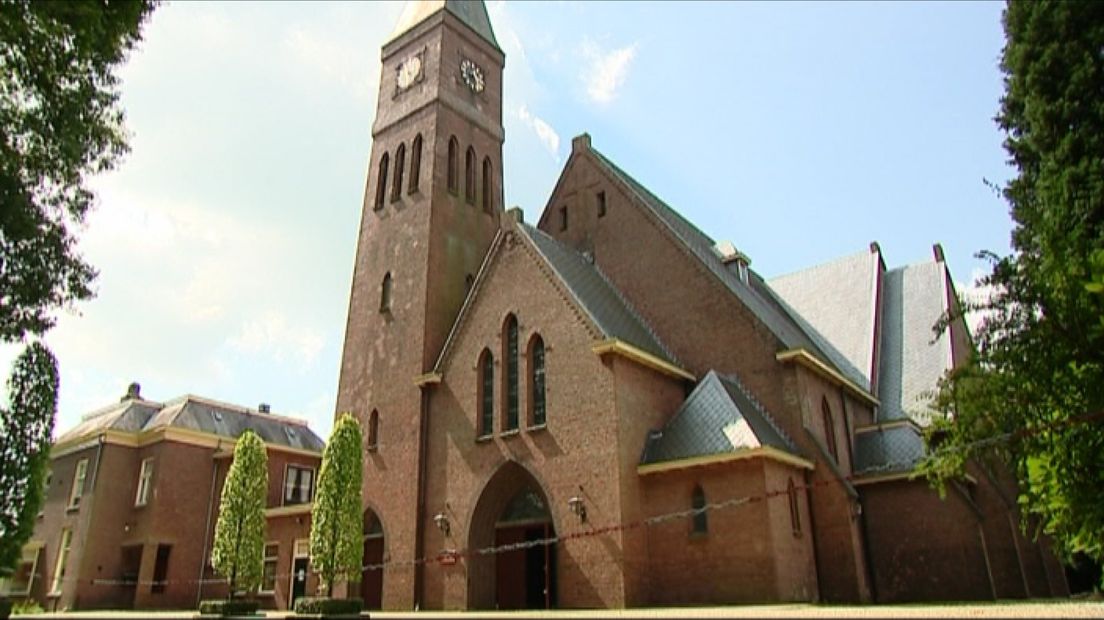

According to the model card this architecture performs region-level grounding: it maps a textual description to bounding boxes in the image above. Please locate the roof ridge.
[767,247,874,284]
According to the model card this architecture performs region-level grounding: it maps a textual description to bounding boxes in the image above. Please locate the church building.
[335,0,1069,609]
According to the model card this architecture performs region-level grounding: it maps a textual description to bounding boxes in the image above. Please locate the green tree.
[0,344,58,579]
[211,430,268,598]
[922,0,1104,576]
[309,413,363,598]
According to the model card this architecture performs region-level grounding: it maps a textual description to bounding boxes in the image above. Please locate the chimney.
[121,382,141,402]
[713,240,752,284]
[571,133,592,155]
[258,403,271,414]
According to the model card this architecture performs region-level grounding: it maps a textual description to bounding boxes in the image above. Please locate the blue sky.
[2,1,1013,440]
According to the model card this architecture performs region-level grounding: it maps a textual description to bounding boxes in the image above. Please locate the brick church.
[335,0,1069,609]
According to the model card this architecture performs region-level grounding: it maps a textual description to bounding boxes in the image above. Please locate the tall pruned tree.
[922,0,1104,579]
[309,413,363,598]
[211,430,268,599]
[0,343,58,579]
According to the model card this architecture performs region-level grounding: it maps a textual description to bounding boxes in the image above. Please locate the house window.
[529,335,546,427]
[0,545,39,597]
[261,543,279,594]
[447,136,459,194]
[392,142,405,202]
[822,397,838,462]
[367,410,379,451]
[38,469,51,517]
[380,272,392,313]
[284,465,315,505]
[597,191,607,217]
[135,457,154,506]
[67,458,88,510]
[691,485,708,534]
[151,544,171,594]
[788,478,801,536]
[465,146,476,204]
[50,529,73,595]
[559,205,568,231]
[503,314,519,431]
[478,348,494,438]
[482,156,493,213]
[374,152,389,210]
[408,134,422,194]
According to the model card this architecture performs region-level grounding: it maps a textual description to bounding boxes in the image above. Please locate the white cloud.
[517,105,561,160]
[228,311,326,371]
[580,40,639,105]
[284,25,376,101]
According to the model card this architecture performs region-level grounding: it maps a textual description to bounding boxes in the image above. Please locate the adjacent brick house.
[333,0,1070,610]
[3,386,324,611]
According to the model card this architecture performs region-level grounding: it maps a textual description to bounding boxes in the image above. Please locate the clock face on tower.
[460,58,485,93]
[396,53,422,90]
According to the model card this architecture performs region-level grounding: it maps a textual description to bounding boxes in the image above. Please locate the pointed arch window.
[528,334,546,427]
[691,485,708,534]
[788,478,801,536]
[392,143,405,202]
[482,157,493,213]
[408,134,422,194]
[375,152,390,210]
[465,146,476,204]
[502,315,519,431]
[821,397,838,463]
[478,348,494,437]
[379,272,392,313]
[367,410,379,451]
[447,136,459,194]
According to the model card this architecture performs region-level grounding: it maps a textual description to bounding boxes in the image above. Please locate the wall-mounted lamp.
[568,496,587,523]
[434,512,450,537]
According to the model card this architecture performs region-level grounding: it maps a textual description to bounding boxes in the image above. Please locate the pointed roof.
[388,0,500,50]
[641,371,799,467]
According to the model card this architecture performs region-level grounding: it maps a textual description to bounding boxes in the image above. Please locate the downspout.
[803,469,823,603]
[413,385,431,609]
[196,441,222,607]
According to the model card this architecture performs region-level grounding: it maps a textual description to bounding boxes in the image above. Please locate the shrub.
[292,596,363,616]
[198,598,260,616]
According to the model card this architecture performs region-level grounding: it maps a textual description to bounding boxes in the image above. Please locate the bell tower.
[334,0,504,609]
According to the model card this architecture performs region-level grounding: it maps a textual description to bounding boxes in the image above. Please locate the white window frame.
[135,457,155,506]
[282,464,315,506]
[0,543,41,597]
[50,529,73,595]
[67,459,88,511]
[259,541,279,594]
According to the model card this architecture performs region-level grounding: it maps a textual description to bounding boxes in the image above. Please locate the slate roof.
[389,0,500,50]
[877,261,952,427]
[853,425,926,476]
[57,395,325,453]
[521,223,675,364]
[589,149,869,390]
[768,249,881,390]
[641,370,798,466]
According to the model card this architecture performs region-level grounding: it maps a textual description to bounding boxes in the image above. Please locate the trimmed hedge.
[198,598,261,616]
[292,596,363,616]
[0,599,10,620]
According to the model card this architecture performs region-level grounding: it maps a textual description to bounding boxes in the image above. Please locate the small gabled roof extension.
[640,370,804,470]
[588,148,868,391]
[522,223,676,365]
[853,424,926,478]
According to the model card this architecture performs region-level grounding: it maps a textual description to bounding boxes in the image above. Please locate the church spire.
[388,0,500,50]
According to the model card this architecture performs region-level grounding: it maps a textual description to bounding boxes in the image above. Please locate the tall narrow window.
[822,397,838,462]
[50,528,73,595]
[691,485,708,534]
[597,191,607,217]
[465,146,476,204]
[283,465,315,505]
[408,134,422,194]
[261,543,279,594]
[67,458,88,510]
[447,137,459,194]
[464,273,474,296]
[367,409,379,451]
[788,478,801,535]
[482,157,493,213]
[374,152,390,210]
[380,272,392,313]
[503,315,519,431]
[151,544,171,594]
[478,349,494,437]
[135,457,154,506]
[392,142,405,202]
[559,205,568,231]
[529,335,546,426]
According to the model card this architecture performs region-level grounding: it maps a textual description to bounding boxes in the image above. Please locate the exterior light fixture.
[434,512,450,537]
[568,496,587,523]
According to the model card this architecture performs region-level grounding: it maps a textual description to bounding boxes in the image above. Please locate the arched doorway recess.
[360,509,384,609]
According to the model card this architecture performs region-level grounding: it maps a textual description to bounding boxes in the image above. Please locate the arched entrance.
[360,510,384,609]
[467,462,557,610]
